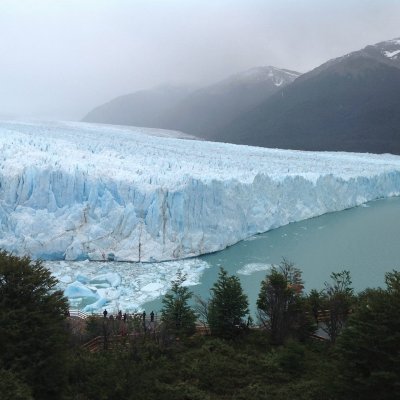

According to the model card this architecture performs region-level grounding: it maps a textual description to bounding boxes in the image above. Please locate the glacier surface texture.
[1,120,400,262]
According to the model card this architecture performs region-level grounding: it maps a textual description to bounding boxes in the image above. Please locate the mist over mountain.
[216,38,400,154]
[82,86,193,128]
[158,66,300,139]
[83,38,400,155]
[83,66,300,138]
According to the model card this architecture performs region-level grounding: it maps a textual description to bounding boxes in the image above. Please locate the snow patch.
[384,49,400,58]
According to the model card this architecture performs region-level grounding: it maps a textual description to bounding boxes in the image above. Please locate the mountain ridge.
[215,38,400,154]
[82,66,300,138]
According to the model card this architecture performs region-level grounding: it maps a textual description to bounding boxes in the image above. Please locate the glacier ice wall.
[1,120,400,262]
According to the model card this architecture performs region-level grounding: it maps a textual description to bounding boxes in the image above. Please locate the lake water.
[144,196,400,314]
[47,197,400,315]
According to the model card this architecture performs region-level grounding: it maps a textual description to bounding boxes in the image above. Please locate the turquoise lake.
[144,196,400,314]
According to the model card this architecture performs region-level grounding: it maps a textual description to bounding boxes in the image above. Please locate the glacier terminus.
[1,120,400,263]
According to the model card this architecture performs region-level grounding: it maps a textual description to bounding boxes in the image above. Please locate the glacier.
[1,119,400,262]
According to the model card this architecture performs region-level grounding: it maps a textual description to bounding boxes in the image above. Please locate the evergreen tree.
[257,259,311,344]
[0,369,33,400]
[208,268,249,338]
[161,270,196,336]
[0,251,69,399]
[335,270,400,399]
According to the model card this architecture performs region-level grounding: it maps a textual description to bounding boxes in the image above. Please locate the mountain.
[82,66,300,138]
[216,38,400,154]
[82,86,193,127]
[158,66,300,139]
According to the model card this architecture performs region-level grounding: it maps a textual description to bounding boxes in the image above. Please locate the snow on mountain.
[306,37,400,77]
[384,49,400,59]
[217,38,400,154]
[156,66,301,140]
[1,120,400,262]
[221,66,301,87]
[377,38,400,59]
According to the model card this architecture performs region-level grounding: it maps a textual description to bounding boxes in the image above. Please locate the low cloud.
[0,0,399,120]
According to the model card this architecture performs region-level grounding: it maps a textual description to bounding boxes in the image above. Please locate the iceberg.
[1,119,400,262]
[237,263,272,276]
[64,281,99,299]
[83,298,107,313]
[46,258,209,312]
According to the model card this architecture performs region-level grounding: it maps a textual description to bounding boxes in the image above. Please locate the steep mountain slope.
[82,67,300,138]
[159,66,300,139]
[217,38,400,154]
[82,86,193,127]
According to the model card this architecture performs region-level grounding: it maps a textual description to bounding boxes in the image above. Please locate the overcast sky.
[1,0,400,120]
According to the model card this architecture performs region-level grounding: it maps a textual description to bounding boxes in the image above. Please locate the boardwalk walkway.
[69,308,328,352]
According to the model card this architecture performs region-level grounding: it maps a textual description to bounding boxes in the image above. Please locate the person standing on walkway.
[142,310,146,332]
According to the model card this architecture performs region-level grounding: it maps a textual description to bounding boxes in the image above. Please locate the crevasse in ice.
[1,120,400,262]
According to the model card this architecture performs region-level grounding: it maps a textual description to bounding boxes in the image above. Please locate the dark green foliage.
[161,271,196,336]
[1,249,398,399]
[335,270,400,399]
[0,369,33,400]
[257,259,313,344]
[0,250,69,399]
[86,315,106,339]
[208,268,249,338]
[62,265,397,399]
[322,270,354,343]
[276,340,306,375]
[66,332,334,400]
[61,266,399,400]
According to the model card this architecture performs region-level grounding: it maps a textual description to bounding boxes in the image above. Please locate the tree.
[0,251,69,399]
[257,259,311,344]
[307,289,324,324]
[194,294,210,334]
[335,270,400,399]
[208,268,249,338]
[0,369,33,400]
[322,270,354,343]
[161,271,196,336]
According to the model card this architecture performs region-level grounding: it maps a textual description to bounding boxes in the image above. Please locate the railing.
[82,336,104,352]
[75,309,337,352]
[316,309,331,322]
[310,333,328,342]
[68,309,160,323]
[68,309,91,319]
[81,331,152,353]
